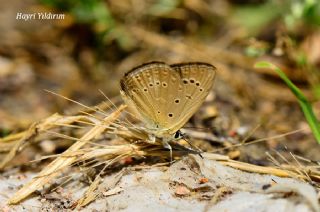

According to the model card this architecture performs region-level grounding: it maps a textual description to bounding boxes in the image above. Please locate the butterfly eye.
[174,130,182,138]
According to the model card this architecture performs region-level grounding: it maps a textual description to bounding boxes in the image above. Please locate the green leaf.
[254,61,320,144]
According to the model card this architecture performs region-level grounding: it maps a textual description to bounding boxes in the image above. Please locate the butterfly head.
[145,124,183,142]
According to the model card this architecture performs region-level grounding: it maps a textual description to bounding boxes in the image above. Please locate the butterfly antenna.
[181,134,203,157]
[182,126,218,132]
[45,89,108,117]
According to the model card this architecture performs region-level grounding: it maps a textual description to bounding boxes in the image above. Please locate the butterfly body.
[120,61,216,145]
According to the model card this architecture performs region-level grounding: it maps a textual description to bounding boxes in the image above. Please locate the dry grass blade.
[77,169,125,208]
[0,114,88,147]
[0,113,87,169]
[0,131,25,143]
[212,128,306,153]
[45,90,109,117]
[77,175,102,208]
[203,153,319,181]
[77,145,143,161]
[0,122,37,169]
[219,160,303,179]
[7,105,126,205]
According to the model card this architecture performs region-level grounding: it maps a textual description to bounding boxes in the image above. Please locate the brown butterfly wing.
[120,62,216,135]
[120,62,181,131]
[167,62,216,134]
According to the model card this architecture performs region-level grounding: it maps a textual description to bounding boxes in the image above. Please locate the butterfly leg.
[162,139,173,162]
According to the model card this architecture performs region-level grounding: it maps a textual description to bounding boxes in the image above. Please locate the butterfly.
[120,61,216,151]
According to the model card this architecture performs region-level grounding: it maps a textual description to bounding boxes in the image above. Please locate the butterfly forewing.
[120,62,216,136]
